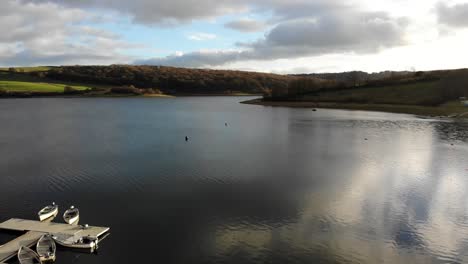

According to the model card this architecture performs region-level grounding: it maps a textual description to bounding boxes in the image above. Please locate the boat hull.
[37,234,57,263]
[39,255,56,263]
[18,246,41,264]
[63,207,80,225]
[52,235,98,253]
[38,206,58,222]
[65,215,79,225]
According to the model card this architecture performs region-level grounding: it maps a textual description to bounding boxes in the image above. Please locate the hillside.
[251,69,468,117]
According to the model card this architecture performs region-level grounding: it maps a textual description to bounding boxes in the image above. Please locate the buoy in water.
[185,136,189,141]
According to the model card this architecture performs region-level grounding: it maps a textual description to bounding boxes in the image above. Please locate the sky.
[1,0,468,73]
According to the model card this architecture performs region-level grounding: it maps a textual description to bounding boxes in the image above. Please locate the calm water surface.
[1,97,468,263]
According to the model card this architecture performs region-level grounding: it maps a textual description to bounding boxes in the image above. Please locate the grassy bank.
[0,81,89,92]
[0,66,52,72]
[242,98,468,117]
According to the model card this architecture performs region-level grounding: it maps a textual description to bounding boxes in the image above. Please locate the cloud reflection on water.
[211,116,468,263]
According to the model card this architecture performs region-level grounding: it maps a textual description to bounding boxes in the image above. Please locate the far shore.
[242,98,468,118]
[0,92,259,99]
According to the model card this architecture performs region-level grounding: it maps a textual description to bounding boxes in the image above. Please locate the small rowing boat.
[63,206,79,225]
[18,246,41,264]
[38,203,58,222]
[52,234,98,252]
[36,234,56,262]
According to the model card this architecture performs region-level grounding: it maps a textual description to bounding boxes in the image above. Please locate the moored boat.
[52,234,98,252]
[18,246,42,264]
[38,203,58,221]
[36,234,56,262]
[63,206,79,225]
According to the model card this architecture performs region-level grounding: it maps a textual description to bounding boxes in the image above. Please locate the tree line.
[41,65,292,95]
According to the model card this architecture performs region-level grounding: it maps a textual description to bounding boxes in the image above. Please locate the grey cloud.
[21,0,248,25]
[225,19,266,32]
[138,11,408,67]
[247,13,407,56]
[436,2,468,27]
[256,0,350,22]
[20,0,350,26]
[0,1,86,43]
[76,26,121,39]
[0,0,132,66]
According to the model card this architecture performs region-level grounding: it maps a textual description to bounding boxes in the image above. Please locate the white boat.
[38,203,58,221]
[63,206,79,225]
[52,234,98,252]
[36,234,56,262]
[17,246,42,264]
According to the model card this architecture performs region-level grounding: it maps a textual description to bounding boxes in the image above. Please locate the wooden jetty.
[0,218,109,263]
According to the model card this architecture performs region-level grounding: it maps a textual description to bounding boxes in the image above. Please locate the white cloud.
[187,32,217,41]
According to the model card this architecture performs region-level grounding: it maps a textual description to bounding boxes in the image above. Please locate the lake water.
[1,97,468,263]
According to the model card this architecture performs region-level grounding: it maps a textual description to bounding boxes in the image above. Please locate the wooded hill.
[42,65,292,95]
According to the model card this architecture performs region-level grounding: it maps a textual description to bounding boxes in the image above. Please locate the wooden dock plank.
[0,218,109,238]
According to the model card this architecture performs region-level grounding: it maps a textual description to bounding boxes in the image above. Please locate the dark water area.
[1,97,468,263]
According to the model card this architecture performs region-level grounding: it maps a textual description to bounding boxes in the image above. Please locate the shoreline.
[241,98,468,118]
[0,93,259,99]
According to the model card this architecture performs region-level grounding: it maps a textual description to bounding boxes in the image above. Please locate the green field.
[0,70,102,93]
[0,81,90,92]
[0,66,52,72]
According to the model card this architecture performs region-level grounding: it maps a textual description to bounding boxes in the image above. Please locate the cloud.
[20,0,248,25]
[0,0,134,66]
[136,50,242,68]
[19,0,362,27]
[187,33,217,41]
[138,10,408,67]
[246,13,408,56]
[6,0,410,69]
[0,1,85,43]
[225,18,266,32]
[436,2,468,28]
